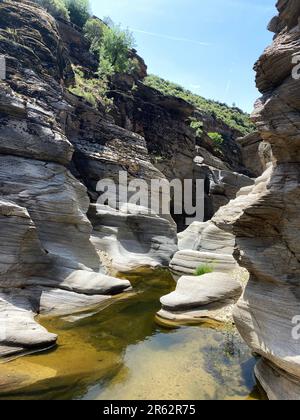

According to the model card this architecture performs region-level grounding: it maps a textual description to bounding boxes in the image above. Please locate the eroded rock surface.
[0,1,131,357]
[237,131,272,177]
[157,218,245,325]
[213,0,300,399]
[170,221,237,278]
[157,273,242,324]
[0,0,257,362]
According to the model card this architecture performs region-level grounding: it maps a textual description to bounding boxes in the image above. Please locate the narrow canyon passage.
[2,0,299,400]
[0,272,260,400]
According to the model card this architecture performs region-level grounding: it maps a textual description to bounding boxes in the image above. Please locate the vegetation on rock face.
[64,0,90,27]
[189,118,204,138]
[35,0,136,107]
[83,18,104,52]
[68,66,113,110]
[34,0,70,21]
[195,264,214,276]
[34,0,250,144]
[144,75,255,136]
[35,0,136,75]
[34,0,90,27]
[99,24,136,75]
[208,132,224,148]
[83,18,136,77]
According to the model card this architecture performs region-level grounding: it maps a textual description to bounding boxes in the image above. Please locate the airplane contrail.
[130,28,211,46]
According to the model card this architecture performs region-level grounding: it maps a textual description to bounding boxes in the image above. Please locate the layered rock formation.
[213,0,300,400]
[64,86,179,274]
[157,272,243,325]
[0,1,132,357]
[170,221,238,278]
[110,75,255,229]
[237,131,272,177]
[0,0,256,361]
[157,219,246,325]
[0,0,183,356]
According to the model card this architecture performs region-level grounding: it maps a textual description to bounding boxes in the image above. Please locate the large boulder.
[160,218,244,325]
[171,221,237,278]
[160,273,242,310]
[90,204,177,275]
[157,273,243,324]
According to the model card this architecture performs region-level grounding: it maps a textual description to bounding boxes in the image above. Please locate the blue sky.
[90,0,276,113]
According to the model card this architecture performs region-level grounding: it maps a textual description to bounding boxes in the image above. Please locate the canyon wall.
[214,0,300,400]
[0,1,133,357]
[0,1,255,359]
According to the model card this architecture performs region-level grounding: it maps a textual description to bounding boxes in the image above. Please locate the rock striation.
[0,1,132,357]
[110,75,255,229]
[170,221,238,278]
[0,0,257,360]
[157,219,245,325]
[157,273,243,325]
[0,0,182,356]
[237,131,272,177]
[213,0,300,400]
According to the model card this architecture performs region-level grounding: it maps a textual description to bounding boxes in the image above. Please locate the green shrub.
[83,18,105,53]
[34,0,70,20]
[190,118,204,138]
[70,20,136,112]
[208,132,224,148]
[34,0,91,26]
[144,75,255,136]
[64,0,91,27]
[68,66,113,110]
[194,264,214,276]
[97,24,136,76]
[83,19,136,77]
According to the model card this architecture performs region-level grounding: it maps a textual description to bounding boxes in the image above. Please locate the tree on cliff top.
[34,0,70,21]
[34,0,91,27]
[83,18,104,53]
[84,19,136,76]
[64,0,91,27]
[98,24,136,75]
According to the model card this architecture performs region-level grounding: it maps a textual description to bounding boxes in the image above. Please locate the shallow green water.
[0,272,261,400]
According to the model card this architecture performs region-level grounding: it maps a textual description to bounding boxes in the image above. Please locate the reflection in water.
[0,271,261,400]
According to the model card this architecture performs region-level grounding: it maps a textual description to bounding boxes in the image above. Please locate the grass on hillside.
[144,75,255,136]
